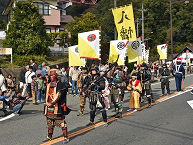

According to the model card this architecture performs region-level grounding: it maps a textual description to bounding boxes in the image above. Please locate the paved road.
[0,74,193,145]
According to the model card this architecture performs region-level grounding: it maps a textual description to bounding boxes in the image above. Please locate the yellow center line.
[40,85,191,145]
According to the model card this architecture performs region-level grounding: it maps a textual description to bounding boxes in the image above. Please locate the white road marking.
[159,89,192,103]
[0,113,15,122]
[187,100,193,109]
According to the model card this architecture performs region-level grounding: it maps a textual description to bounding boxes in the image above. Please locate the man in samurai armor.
[77,67,90,116]
[159,64,170,96]
[111,66,125,118]
[44,70,70,144]
[140,62,154,107]
[172,58,185,92]
[82,67,108,127]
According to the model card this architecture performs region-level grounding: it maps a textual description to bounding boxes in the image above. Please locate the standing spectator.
[154,63,158,78]
[41,62,48,77]
[91,62,96,70]
[99,63,106,76]
[20,65,29,96]
[68,66,73,87]
[124,65,128,73]
[37,74,44,103]
[9,91,30,115]
[0,70,7,94]
[55,64,60,75]
[36,65,43,79]
[6,74,14,90]
[30,58,38,72]
[31,75,38,105]
[70,66,79,96]
[60,67,69,94]
[25,66,35,99]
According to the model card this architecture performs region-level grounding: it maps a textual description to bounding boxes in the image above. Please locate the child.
[6,74,14,90]
[102,77,110,110]
[31,75,38,105]
[37,74,44,103]
[12,77,18,91]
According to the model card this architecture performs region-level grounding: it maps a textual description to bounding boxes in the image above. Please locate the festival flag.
[157,42,168,59]
[127,38,143,63]
[68,45,85,66]
[141,43,146,61]
[112,4,136,41]
[109,40,128,66]
[78,30,100,60]
[145,49,149,63]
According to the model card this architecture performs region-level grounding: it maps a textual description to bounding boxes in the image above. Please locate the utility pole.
[114,0,117,40]
[138,4,146,43]
[142,4,144,43]
[136,18,139,37]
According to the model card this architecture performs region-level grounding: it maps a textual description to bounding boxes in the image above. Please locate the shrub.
[13,55,47,67]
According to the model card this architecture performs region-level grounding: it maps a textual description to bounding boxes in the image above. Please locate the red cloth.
[130,80,140,87]
[154,66,158,70]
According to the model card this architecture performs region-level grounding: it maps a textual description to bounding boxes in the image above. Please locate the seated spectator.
[12,77,18,91]
[0,89,12,116]
[6,74,14,90]
[9,91,30,115]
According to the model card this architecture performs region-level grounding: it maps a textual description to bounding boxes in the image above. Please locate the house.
[58,0,99,5]
[2,0,74,32]
[167,46,193,65]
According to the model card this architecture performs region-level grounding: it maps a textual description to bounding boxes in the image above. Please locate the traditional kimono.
[128,80,142,109]
[102,78,110,110]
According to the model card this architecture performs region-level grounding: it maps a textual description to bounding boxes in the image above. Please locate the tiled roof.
[60,15,74,23]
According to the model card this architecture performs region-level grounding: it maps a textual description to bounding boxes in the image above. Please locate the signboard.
[0,48,12,63]
[0,48,12,55]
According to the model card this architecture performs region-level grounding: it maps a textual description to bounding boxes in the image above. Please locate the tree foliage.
[66,0,193,59]
[0,20,6,30]
[3,0,51,55]
[66,12,99,45]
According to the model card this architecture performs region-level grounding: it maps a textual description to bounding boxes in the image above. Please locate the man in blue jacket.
[172,58,185,92]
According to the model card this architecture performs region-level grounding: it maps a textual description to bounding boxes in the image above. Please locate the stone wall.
[1,68,23,81]
[0,61,69,81]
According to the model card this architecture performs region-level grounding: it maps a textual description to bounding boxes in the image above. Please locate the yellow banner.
[112,4,136,41]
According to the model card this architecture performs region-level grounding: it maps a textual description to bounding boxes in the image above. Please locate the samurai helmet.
[50,70,57,82]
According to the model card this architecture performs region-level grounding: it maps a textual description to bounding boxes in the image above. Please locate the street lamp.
[170,0,189,64]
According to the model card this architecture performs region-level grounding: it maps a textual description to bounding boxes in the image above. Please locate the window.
[44,4,49,15]
[39,4,43,15]
[59,27,64,32]
[34,2,50,15]
[46,28,51,33]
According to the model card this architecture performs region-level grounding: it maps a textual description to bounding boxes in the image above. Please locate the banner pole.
[11,48,12,64]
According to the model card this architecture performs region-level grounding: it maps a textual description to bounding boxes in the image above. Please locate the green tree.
[3,0,51,55]
[0,20,6,30]
[66,12,99,45]
[66,0,193,59]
